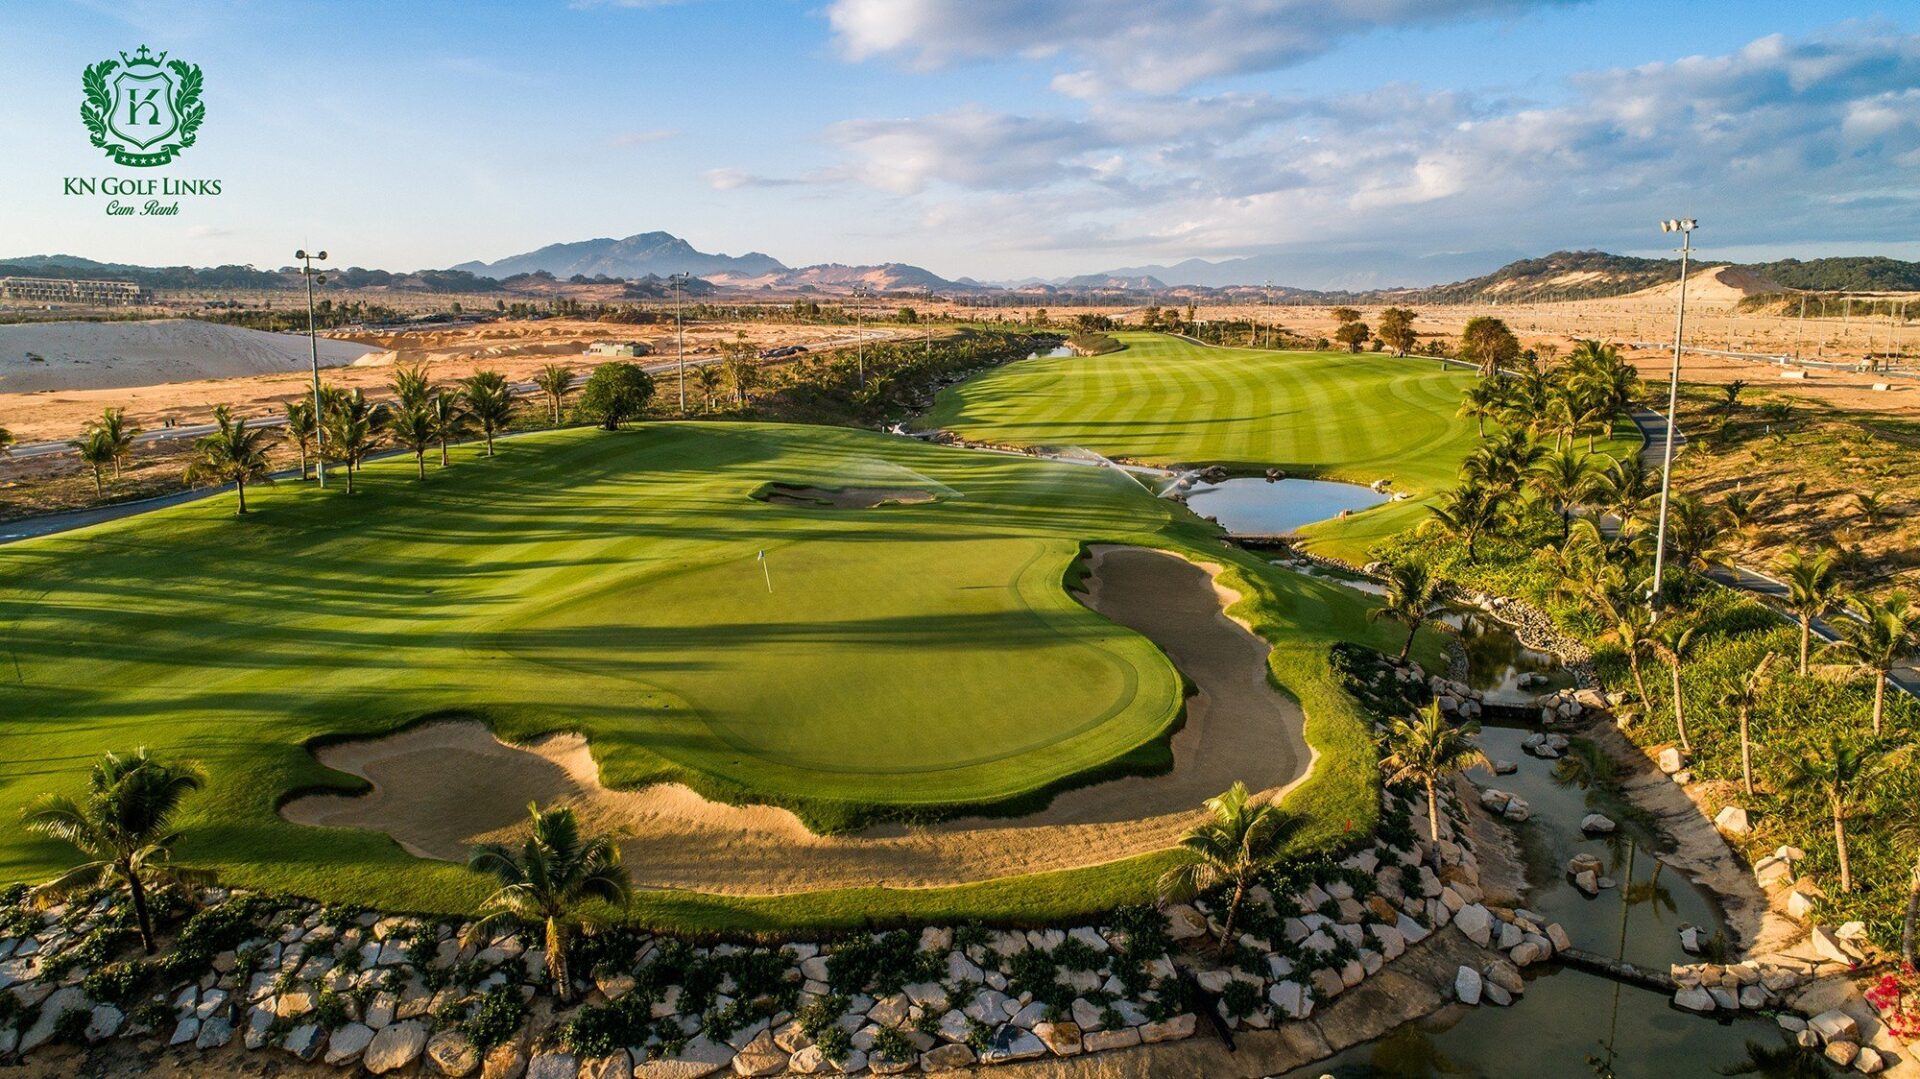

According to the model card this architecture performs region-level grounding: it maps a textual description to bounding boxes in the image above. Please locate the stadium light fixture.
[669,272,690,415]
[295,249,329,489]
[1649,218,1698,615]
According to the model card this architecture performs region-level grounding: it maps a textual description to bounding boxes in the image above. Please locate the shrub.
[869,1026,916,1064]
[815,1024,854,1064]
[464,985,529,1053]
[1221,978,1262,1019]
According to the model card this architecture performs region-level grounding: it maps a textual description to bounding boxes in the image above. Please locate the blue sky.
[3,1,1918,287]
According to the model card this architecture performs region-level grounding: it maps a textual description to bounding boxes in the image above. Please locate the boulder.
[1656,747,1684,774]
[1082,1027,1141,1053]
[428,1030,483,1076]
[525,1052,580,1079]
[1455,966,1483,1005]
[326,1022,377,1066]
[1033,1020,1082,1056]
[284,1023,326,1061]
[1579,814,1617,835]
[367,1020,430,1074]
[1673,987,1716,1013]
[1714,806,1752,836]
[1454,904,1492,947]
[1823,1041,1860,1068]
[1786,889,1817,921]
[1811,926,1861,967]
[1140,1014,1196,1043]
[920,1043,976,1070]
[982,1026,1048,1064]
[1808,1009,1860,1043]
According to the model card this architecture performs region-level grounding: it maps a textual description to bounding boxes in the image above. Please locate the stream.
[1259,559,1828,1076]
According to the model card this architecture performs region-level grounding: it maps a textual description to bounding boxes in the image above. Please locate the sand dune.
[0,319,378,395]
[1621,265,1790,308]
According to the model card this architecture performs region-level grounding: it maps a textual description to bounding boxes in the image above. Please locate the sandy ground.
[0,318,904,444]
[282,545,1318,894]
[759,483,939,508]
[0,319,378,396]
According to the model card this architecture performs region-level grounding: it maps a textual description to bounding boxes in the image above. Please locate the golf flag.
[758,549,772,593]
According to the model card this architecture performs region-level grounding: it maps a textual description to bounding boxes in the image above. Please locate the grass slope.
[927,332,1639,564]
[1,422,1435,927]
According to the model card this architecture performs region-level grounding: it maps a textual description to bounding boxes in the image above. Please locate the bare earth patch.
[281,545,1316,894]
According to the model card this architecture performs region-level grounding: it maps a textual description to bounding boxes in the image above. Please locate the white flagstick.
[758,549,773,593]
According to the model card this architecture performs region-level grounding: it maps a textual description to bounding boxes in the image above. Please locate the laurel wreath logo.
[81,49,204,168]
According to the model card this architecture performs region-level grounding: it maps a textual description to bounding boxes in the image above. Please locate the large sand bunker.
[756,483,939,508]
[281,546,1314,894]
[0,319,379,394]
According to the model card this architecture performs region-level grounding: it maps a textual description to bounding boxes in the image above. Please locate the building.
[0,276,149,305]
[585,340,652,357]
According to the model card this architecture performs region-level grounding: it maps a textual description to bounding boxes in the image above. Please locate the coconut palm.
[1156,782,1300,951]
[695,366,724,412]
[1647,618,1699,754]
[1381,702,1490,845]
[1604,605,1657,715]
[183,406,276,514]
[1780,548,1841,674]
[533,363,574,426]
[390,363,433,412]
[1666,494,1731,574]
[73,428,116,497]
[428,392,473,467]
[461,370,515,456]
[91,407,140,479]
[1779,735,1903,894]
[389,401,439,479]
[23,748,208,953]
[1718,653,1779,797]
[1721,490,1769,549]
[1591,454,1656,523]
[1369,561,1442,661]
[1715,380,1749,428]
[1529,445,1595,539]
[1822,592,1916,736]
[1892,801,1920,967]
[1851,490,1891,528]
[1427,481,1507,560]
[466,804,631,1001]
[283,399,317,480]
[1457,381,1502,438]
[324,388,385,494]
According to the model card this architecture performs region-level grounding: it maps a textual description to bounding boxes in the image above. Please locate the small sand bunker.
[281,546,1315,895]
[756,483,938,509]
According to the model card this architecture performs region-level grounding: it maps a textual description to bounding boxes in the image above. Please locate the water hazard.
[1183,476,1389,535]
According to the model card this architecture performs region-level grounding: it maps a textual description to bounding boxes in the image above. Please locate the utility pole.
[670,273,689,415]
[924,287,934,361]
[1650,218,1697,614]
[295,249,329,489]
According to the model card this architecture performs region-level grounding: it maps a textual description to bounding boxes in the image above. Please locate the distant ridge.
[451,231,786,280]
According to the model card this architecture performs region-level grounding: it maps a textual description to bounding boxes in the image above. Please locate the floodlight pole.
[1649,218,1697,615]
[851,285,870,388]
[670,272,689,415]
[925,287,934,361]
[296,249,329,489]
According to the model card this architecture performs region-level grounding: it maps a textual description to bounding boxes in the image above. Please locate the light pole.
[295,248,329,489]
[1649,218,1697,614]
[669,272,689,415]
[924,287,934,361]
[850,285,870,388]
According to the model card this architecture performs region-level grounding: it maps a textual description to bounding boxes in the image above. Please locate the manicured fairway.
[928,333,1521,562]
[0,422,1430,923]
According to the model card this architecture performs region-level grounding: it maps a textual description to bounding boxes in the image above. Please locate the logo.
[80,45,204,168]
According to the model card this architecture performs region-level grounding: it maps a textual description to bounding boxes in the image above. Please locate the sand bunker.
[281,546,1314,894]
[756,483,939,509]
[0,319,378,395]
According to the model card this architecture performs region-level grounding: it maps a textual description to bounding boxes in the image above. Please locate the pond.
[1183,477,1389,535]
[1438,608,1577,705]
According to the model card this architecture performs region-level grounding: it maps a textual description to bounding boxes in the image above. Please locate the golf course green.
[929,332,1617,562]
[0,421,1427,925]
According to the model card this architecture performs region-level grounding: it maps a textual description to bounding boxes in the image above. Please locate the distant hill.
[451,231,786,280]
[0,255,500,294]
[1367,250,1714,304]
[1058,273,1168,291]
[1740,257,1920,292]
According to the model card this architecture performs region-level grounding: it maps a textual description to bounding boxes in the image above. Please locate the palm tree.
[1891,801,1920,967]
[1457,381,1501,438]
[23,748,208,952]
[533,363,574,426]
[461,370,515,456]
[1529,445,1595,539]
[283,399,317,480]
[1647,618,1699,755]
[1381,703,1490,845]
[467,804,631,1001]
[1715,380,1749,428]
[1369,561,1441,661]
[1156,782,1299,951]
[1666,494,1731,574]
[1721,490,1769,549]
[1427,482,1506,560]
[389,401,438,479]
[183,406,276,514]
[1592,454,1656,523]
[1780,548,1841,674]
[1606,605,1657,715]
[73,428,116,497]
[325,388,385,494]
[390,363,433,412]
[1780,735,1903,893]
[695,366,724,412]
[91,407,140,479]
[1822,592,1916,735]
[428,392,473,467]
[1851,490,1890,528]
[1717,653,1779,796]
[0,425,15,457]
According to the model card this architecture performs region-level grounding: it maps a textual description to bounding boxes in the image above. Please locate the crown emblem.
[120,45,168,68]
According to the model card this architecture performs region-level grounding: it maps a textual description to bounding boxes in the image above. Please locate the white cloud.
[825,0,1572,93]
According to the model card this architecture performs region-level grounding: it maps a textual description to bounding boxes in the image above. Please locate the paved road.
[1627,408,1920,700]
